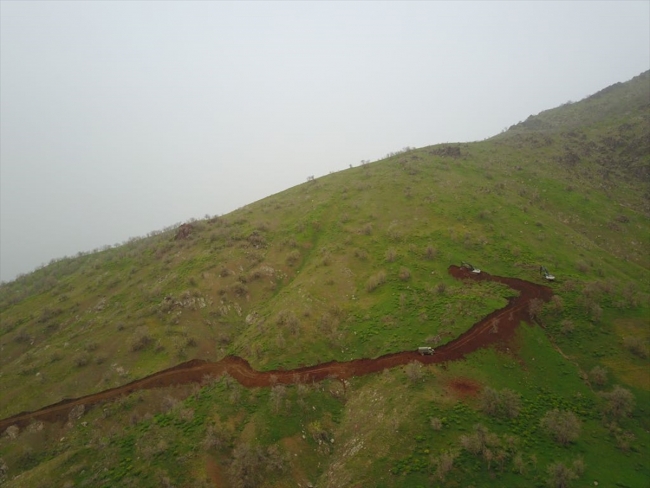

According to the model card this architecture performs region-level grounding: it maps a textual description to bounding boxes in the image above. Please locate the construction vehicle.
[461,262,481,274]
[540,266,555,281]
[418,346,435,355]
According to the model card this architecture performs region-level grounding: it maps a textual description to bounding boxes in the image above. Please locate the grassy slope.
[0,72,648,487]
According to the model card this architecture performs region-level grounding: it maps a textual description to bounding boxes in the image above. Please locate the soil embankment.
[0,266,552,431]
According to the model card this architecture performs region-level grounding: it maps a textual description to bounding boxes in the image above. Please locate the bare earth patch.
[445,377,482,400]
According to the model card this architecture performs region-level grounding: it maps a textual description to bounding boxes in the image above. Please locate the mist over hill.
[0,72,648,488]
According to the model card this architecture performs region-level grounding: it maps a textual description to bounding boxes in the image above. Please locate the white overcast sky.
[1,1,649,282]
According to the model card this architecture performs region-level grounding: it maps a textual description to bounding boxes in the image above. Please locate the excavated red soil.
[446,377,482,399]
[0,266,552,431]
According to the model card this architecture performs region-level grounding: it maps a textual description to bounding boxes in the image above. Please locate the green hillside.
[0,72,648,488]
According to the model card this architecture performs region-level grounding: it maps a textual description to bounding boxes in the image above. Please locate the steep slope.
[499,70,650,183]
[0,72,648,488]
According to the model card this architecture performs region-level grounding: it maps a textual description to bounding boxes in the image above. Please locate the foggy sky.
[1,1,649,283]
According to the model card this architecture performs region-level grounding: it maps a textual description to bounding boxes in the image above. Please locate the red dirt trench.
[0,266,552,431]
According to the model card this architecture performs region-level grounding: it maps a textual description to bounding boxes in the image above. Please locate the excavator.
[461,262,481,274]
[540,266,555,281]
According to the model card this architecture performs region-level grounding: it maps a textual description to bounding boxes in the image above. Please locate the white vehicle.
[540,266,555,281]
[461,262,481,274]
[418,347,435,355]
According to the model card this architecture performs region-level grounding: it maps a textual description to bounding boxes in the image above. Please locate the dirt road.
[0,266,552,431]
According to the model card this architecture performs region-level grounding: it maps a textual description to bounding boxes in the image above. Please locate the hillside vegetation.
[0,71,648,488]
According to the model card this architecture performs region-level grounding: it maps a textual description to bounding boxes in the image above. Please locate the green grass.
[1,71,649,487]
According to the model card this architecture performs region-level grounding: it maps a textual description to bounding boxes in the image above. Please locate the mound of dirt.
[0,266,552,431]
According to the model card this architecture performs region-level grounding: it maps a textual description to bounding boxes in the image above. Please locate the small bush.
[480,387,521,418]
[286,250,301,266]
[366,271,387,292]
[528,298,544,320]
[424,245,438,260]
[433,450,457,482]
[600,385,635,419]
[73,353,90,368]
[13,329,31,344]
[230,282,248,297]
[130,326,153,352]
[354,248,369,260]
[404,361,423,383]
[549,296,564,314]
[623,336,648,358]
[398,267,411,281]
[385,248,397,262]
[546,461,579,488]
[202,424,231,451]
[561,320,575,335]
[540,409,581,446]
[359,223,373,235]
[589,366,608,387]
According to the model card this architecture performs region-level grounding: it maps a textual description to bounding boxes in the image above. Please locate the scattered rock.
[4,425,19,439]
[68,404,85,422]
[26,421,43,433]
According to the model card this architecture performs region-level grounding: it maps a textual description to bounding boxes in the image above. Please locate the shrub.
[385,248,397,262]
[424,245,438,260]
[589,303,603,323]
[600,385,635,419]
[354,248,369,260]
[404,361,423,383]
[359,223,373,235]
[73,353,90,368]
[549,296,564,314]
[270,385,287,413]
[546,461,578,488]
[561,320,574,335]
[480,387,521,418]
[286,250,301,266]
[623,336,648,358]
[589,366,608,387]
[480,387,501,416]
[13,329,31,344]
[130,326,153,352]
[528,298,544,320]
[366,271,387,292]
[398,267,411,281]
[500,389,522,418]
[230,282,248,297]
[540,410,581,446]
[320,251,332,266]
[228,443,266,488]
[433,450,457,482]
[459,424,500,458]
[435,282,446,295]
